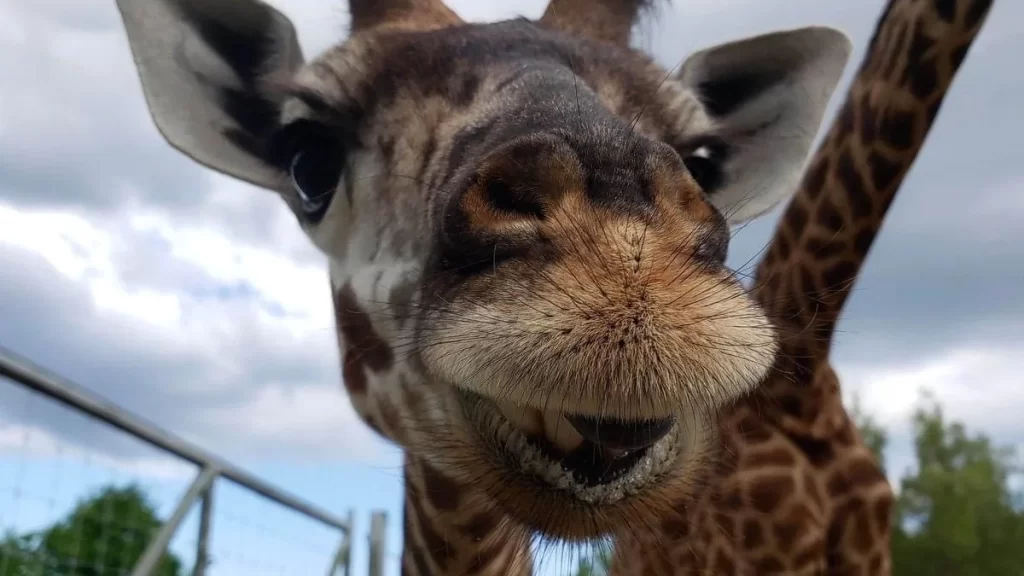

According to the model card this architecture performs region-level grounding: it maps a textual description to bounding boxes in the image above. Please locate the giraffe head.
[116,0,850,539]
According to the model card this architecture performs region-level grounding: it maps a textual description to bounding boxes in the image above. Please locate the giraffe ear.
[675,26,852,225]
[115,0,305,191]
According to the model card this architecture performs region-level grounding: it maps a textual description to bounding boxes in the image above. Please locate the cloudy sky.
[0,0,1021,574]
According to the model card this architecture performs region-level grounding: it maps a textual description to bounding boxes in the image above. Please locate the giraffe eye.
[271,119,345,224]
[290,147,341,221]
[680,139,728,194]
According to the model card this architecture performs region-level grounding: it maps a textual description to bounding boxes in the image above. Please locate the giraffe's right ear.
[115,0,305,190]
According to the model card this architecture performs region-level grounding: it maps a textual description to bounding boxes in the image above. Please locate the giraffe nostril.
[484,176,546,219]
[564,414,675,451]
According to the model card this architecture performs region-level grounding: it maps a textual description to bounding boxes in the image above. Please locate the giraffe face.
[407,102,779,508]
[280,23,838,537]
[116,0,850,540]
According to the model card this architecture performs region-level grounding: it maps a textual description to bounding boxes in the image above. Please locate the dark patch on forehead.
[334,19,669,131]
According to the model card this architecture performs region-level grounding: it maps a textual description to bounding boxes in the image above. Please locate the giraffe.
[609,0,995,574]
[110,0,992,575]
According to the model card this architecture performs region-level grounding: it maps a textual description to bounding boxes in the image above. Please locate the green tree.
[0,484,183,576]
[0,530,37,576]
[572,540,612,576]
[849,393,889,475]
[891,393,1024,576]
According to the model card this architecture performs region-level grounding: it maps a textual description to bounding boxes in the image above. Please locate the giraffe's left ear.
[675,26,852,225]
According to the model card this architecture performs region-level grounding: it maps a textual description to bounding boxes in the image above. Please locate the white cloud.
[0,195,328,345]
[0,195,390,464]
[841,344,1024,436]
[0,421,194,481]
[128,211,330,328]
[0,204,183,328]
[200,382,397,463]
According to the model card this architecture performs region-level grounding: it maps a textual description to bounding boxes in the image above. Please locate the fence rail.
[0,345,387,576]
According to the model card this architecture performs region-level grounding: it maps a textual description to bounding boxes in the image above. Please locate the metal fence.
[0,346,388,576]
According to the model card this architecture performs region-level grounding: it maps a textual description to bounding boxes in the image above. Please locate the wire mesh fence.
[0,387,202,575]
[0,347,386,576]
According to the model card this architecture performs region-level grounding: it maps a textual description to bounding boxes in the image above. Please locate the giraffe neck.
[329,265,536,573]
[402,455,534,575]
[751,0,994,437]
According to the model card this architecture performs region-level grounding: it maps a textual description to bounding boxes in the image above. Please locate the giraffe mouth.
[460,391,680,498]
[522,421,661,487]
[503,404,675,486]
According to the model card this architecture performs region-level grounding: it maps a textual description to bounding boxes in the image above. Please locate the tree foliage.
[849,394,888,476]
[572,391,1024,575]
[0,484,183,576]
[890,393,1024,576]
[574,541,612,576]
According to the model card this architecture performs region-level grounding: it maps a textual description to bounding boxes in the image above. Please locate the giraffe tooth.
[605,448,629,460]
[495,400,543,436]
[543,410,584,454]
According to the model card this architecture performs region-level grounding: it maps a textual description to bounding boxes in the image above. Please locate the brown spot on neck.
[335,283,395,393]
[419,459,463,511]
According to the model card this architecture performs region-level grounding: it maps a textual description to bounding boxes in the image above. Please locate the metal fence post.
[345,509,354,576]
[132,466,217,576]
[193,480,215,576]
[367,511,387,576]
[324,509,352,576]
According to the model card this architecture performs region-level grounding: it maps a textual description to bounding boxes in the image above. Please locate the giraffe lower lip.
[526,434,650,487]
